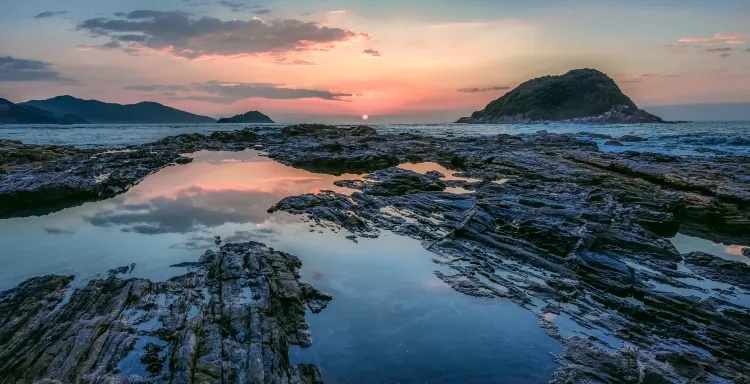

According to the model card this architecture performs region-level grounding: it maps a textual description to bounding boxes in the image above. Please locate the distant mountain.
[457,69,664,124]
[0,98,88,124]
[20,95,216,124]
[217,110,274,124]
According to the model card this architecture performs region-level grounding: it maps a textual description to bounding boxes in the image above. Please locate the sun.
[362,115,369,121]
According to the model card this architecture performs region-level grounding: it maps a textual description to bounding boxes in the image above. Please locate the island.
[0,98,87,125]
[217,110,275,124]
[456,68,664,124]
[20,95,216,124]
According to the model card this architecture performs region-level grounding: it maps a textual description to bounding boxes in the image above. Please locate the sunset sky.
[1,0,750,123]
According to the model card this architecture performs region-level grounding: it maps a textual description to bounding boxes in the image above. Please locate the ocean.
[1,121,750,156]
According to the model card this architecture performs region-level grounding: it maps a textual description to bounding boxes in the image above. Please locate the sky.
[1,0,750,123]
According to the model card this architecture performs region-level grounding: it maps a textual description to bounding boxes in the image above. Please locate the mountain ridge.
[0,98,88,125]
[20,95,216,124]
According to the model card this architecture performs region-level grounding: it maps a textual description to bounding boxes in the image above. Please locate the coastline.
[1,124,749,382]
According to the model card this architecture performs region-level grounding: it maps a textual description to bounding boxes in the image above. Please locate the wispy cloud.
[124,80,350,103]
[679,32,746,45]
[217,1,270,15]
[665,44,687,53]
[361,49,382,58]
[429,21,489,29]
[617,73,679,83]
[705,47,733,52]
[0,56,72,82]
[34,10,67,19]
[457,86,510,93]
[76,10,370,59]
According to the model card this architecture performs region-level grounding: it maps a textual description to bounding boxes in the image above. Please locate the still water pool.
[0,150,560,383]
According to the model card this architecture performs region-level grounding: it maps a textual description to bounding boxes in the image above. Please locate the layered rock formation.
[0,241,330,384]
[456,69,664,124]
[1,124,749,382]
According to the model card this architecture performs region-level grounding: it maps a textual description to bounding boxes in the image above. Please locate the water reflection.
[0,150,560,383]
[398,162,482,182]
[671,233,750,265]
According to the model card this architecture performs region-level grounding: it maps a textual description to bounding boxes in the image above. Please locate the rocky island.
[457,69,664,124]
[217,110,275,124]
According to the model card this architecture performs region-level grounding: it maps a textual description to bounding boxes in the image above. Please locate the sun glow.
[362,115,369,120]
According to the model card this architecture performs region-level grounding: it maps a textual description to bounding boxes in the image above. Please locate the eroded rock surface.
[3,124,750,382]
[265,129,750,382]
[0,242,330,384]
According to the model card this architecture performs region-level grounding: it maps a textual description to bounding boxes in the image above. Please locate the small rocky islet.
[1,70,750,383]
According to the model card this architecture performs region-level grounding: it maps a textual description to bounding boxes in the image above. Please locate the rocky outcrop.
[0,241,330,384]
[0,143,186,218]
[264,129,750,382]
[217,110,274,124]
[456,69,664,124]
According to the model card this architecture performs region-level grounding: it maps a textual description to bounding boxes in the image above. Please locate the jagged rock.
[742,247,750,257]
[2,124,750,382]
[619,135,648,142]
[604,140,624,146]
[0,242,330,384]
[683,251,750,289]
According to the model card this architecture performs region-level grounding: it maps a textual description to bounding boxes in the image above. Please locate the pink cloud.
[679,32,746,45]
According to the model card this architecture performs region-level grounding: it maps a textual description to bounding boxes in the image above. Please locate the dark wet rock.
[553,337,747,383]
[0,241,330,384]
[577,131,613,139]
[3,123,750,382]
[107,263,135,277]
[604,140,624,146]
[361,167,446,196]
[0,139,90,167]
[742,247,750,257]
[619,135,648,142]
[683,251,750,289]
[0,145,187,218]
[267,128,750,381]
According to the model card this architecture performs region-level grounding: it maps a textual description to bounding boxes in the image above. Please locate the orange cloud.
[679,33,746,44]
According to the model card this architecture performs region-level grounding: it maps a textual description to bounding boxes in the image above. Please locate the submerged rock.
[619,135,648,142]
[0,241,330,384]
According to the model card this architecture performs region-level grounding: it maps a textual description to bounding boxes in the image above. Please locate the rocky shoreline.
[0,241,331,384]
[2,124,750,382]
